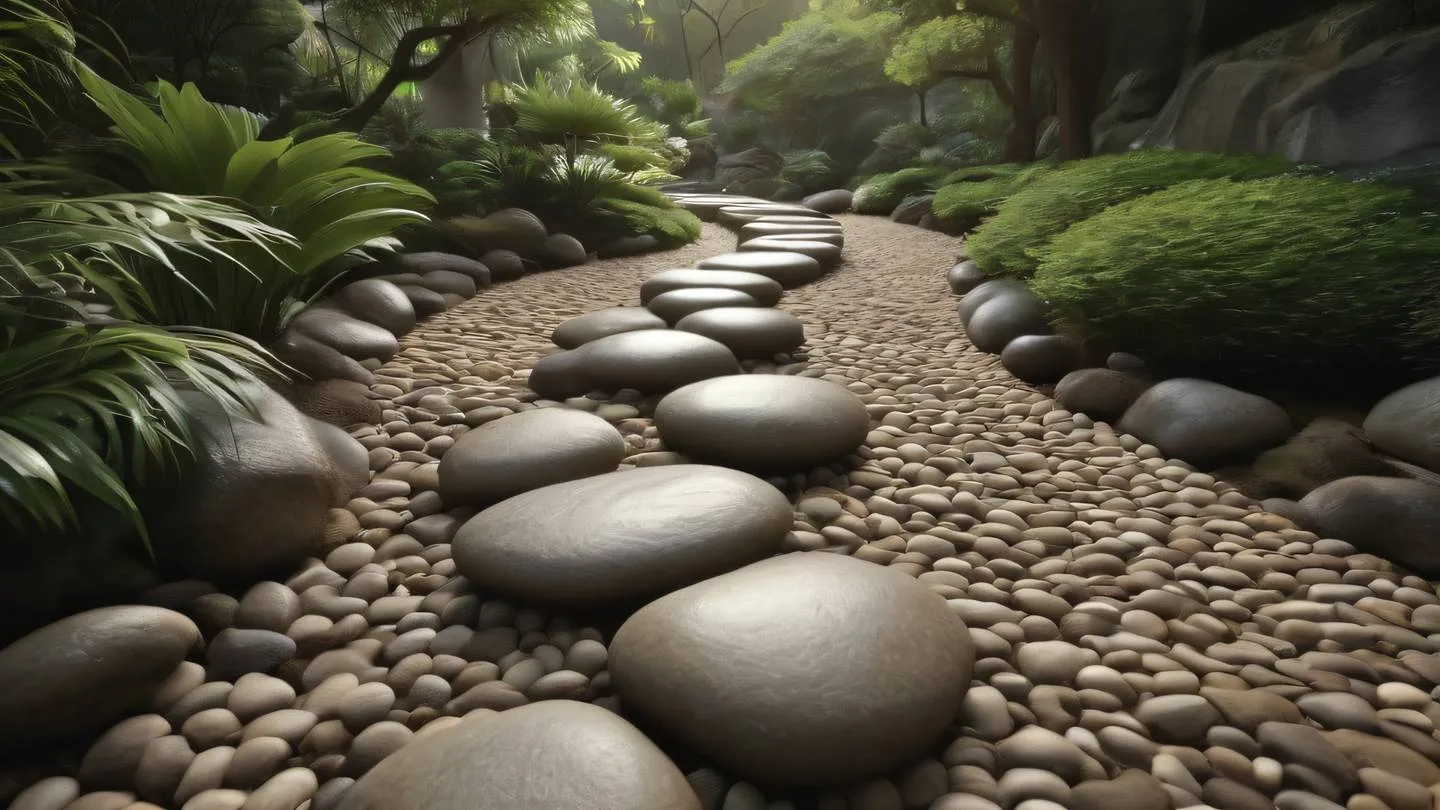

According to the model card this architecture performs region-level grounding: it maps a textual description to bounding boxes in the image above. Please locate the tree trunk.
[918,89,928,128]
[1024,0,1098,160]
[333,20,486,133]
[1006,22,1039,162]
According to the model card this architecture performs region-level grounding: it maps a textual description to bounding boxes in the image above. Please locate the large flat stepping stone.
[437,408,626,506]
[655,375,868,471]
[337,700,699,810]
[0,607,200,754]
[452,465,792,606]
[580,330,741,394]
[609,552,975,787]
[647,287,761,325]
[717,205,833,226]
[740,230,844,248]
[642,269,784,307]
[697,252,823,289]
[551,307,667,349]
[675,308,806,359]
[743,217,843,230]
[675,196,769,221]
[739,237,841,268]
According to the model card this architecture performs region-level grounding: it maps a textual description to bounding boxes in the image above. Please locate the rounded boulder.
[1001,334,1081,385]
[697,251,823,289]
[739,230,844,249]
[329,279,416,336]
[541,233,589,269]
[551,307,667,349]
[578,329,740,395]
[802,189,853,213]
[609,552,975,787]
[655,375,868,472]
[1363,376,1440,473]
[438,408,626,506]
[965,291,1052,355]
[337,700,698,810]
[1119,378,1294,468]
[675,308,806,359]
[394,252,491,288]
[0,606,199,754]
[1300,476,1440,575]
[526,351,591,401]
[453,465,792,606]
[947,260,986,295]
[642,269,784,307]
[290,307,400,362]
[958,278,1030,325]
[647,287,760,325]
[1054,368,1151,421]
[479,249,525,282]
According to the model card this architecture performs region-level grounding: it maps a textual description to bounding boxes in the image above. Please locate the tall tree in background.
[1015,0,1094,158]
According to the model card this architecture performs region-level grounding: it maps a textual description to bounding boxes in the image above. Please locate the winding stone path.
[14,210,1440,810]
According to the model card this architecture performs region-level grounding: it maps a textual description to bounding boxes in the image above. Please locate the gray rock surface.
[1119,378,1293,467]
[698,252,824,289]
[674,308,806,358]
[1364,375,1440,472]
[551,307,668,349]
[642,269,784,307]
[1300,476,1440,575]
[437,408,625,506]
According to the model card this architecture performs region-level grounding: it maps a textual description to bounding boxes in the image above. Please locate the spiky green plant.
[509,76,646,147]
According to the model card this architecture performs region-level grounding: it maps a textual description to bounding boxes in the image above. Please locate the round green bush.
[852,167,950,216]
[932,163,1055,231]
[1030,175,1440,384]
[968,150,1298,278]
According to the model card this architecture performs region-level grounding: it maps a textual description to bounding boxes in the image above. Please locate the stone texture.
[964,290,1052,355]
[541,233,588,269]
[1299,476,1440,575]
[642,269,784,307]
[0,607,198,754]
[551,307,667,349]
[290,307,400,362]
[575,329,740,395]
[947,261,986,295]
[738,237,842,269]
[697,251,824,288]
[479,249,525,282]
[609,552,974,787]
[802,189,853,213]
[1119,378,1293,467]
[647,288,761,325]
[437,408,626,506]
[674,308,806,359]
[453,465,792,606]
[337,701,698,810]
[393,252,491,287]
[270,330,374,385]
[655,375,868,472]
[526,350,590,401]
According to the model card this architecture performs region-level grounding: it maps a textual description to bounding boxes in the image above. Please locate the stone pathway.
[14,212,1440,810]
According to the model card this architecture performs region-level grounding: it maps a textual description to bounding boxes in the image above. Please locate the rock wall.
[1091,0,1440,174]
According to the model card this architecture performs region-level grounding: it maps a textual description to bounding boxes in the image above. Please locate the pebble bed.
[13,214,1440,810]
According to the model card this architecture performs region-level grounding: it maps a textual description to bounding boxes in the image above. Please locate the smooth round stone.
[551,307,666,349]
[717,206,830,226]
[747,215,841,225]
[647,288,761,325]
[674,308,806,359]
[437,409,626,506]
[527,350,590,401]
[739,238,842,269]
[655,375,868,472]
[577,330,740,395]
[336,700,698,810]
[452,465,793,606]
[738,221,842,240]
[610,552,975,788]
[697,252,824,289]
[642,269,784,307]
[739,230,844,249]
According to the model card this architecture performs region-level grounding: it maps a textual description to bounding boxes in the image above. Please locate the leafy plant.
[77,68,434,338]
[932,162,1054,231]
[967,149,1300,278]
[510,75,646,147]
[779,149,839,194]
[1031,176,1440,386]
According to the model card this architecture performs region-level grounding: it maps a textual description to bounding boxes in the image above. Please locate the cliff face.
[1089,0,1440,175]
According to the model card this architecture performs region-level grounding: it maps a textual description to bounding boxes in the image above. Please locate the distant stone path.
[15,216,1440,810]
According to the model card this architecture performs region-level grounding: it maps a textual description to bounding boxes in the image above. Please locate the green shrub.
[852,166,950,215]
[933,162,1055,230]
[779,149,840,193]
[968,150,1299,278]
[633,76,704,137]
[596,198,702,248]
[859,122,937,174]
[510,78,646,147]
[1031,176,1440,384]
[597,142,669,173]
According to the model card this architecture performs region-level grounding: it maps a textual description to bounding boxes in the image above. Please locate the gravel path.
[20,214,1440,810]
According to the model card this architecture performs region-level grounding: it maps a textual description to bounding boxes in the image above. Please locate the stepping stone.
[609,552,976,787]
[717,206,831,227]
[551,307,667,349]
[745,216,843,228]
[336,701,699,810]
[675,308,806,358]
[803,188,853,213]
[697,252,823,289]
[642,269,784,307]
[437,409,626,506]
[579,330,740,394]
[646,288,760,325]
[655,375,868,471]
[738,221,843,243]
[739,237,841,269]
[739,230,844,248]
[452,465,792,606]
